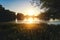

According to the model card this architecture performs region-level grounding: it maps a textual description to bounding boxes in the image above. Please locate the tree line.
[0,5,25,22]
[0,5,16,22]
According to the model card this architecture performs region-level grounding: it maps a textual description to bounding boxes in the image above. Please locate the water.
[15,19,60,25]
[1,18,60,25]
[48,19,60,25]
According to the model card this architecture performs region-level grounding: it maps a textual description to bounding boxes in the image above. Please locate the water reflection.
[15,17,60,30]
[15,17,41,24]
[23,17,40,24]
[15,17,42,30]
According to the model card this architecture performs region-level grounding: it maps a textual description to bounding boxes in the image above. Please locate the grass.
[0,23,60,40]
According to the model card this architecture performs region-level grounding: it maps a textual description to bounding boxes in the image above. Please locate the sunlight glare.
[27,9,36,16]
[23,17,40,24]
[27,17,33,23]
[23,17,34,24]
[24,7,40,16]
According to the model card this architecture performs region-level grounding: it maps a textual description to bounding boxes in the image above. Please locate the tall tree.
[32,0,60,20]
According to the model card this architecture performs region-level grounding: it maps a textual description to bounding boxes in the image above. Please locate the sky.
[0,0,32,13]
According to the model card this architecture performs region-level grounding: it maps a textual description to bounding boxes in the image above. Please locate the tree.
[0,5,16,22]
[38,13,50,20]
[0,5,5,11]
[17,13,24,20]
[32,0,60,20]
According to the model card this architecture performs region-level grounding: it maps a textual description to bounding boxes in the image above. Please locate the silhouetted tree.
[38,13,50,20]
[0,5,16,22]
[32,0,60,20]
[17,13,24,20]
[0,5,5,11]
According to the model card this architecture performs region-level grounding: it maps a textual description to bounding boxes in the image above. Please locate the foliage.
[32,0,60,20]
[0,23,60,40]
[17,13,24,20]
[0,5,16,22]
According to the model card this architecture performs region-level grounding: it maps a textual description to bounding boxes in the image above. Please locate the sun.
[24,7,40,16]
[27,9,35,16]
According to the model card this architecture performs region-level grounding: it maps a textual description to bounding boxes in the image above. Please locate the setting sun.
[23,7,40,16]
[27,9,35,16]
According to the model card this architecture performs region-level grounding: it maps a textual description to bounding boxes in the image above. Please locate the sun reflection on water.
[23,17,33,23]
[15,17,40,30]
[15,17,40,24]
[23,17,40,24]
[24,17,38,23]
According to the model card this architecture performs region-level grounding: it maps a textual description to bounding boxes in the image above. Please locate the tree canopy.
[0,5,16,22]
[32,0,60,20]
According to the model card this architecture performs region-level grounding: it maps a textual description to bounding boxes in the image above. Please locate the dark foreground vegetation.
[0,23,60,40]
